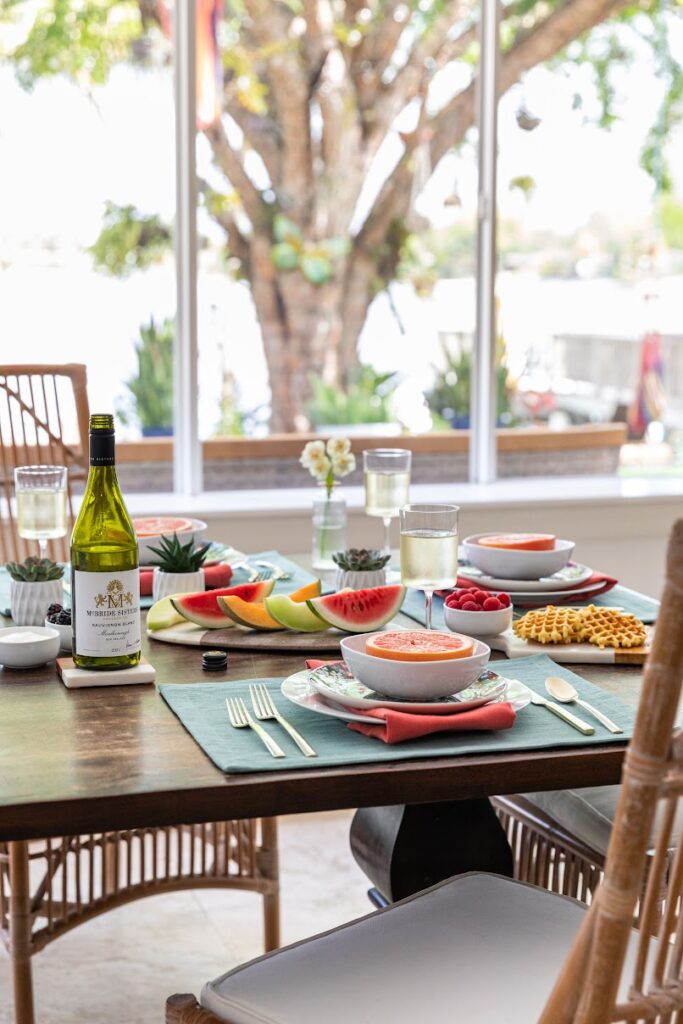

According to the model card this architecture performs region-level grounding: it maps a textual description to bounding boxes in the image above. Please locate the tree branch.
[242,0,313,210]
[203,120,268,228]
[430,0,631,165]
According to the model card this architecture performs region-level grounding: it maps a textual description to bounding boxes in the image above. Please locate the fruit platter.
[147,581,408,653]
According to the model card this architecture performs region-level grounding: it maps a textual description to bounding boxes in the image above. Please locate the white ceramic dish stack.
[462,534,575,581]
[339,632,491,700]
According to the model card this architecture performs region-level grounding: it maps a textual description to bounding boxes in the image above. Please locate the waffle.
[577,605,647,649]
[513,606,583,645]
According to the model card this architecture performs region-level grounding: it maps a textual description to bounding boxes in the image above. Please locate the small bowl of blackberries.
[45,604,72,651]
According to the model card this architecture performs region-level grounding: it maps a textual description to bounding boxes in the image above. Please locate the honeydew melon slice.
[265,594,328,632]
[147,595,186,632]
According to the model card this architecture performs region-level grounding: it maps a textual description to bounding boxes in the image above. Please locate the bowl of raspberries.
[443,588,512,637]
[45,604,72,651]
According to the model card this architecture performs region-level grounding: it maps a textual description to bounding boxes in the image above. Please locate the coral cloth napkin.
[439,570,618,603]
[305,659,516,744]
[139,562,232,597]
[347,702,516,743]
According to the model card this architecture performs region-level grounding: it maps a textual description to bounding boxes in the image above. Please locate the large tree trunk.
[250,238,369,432]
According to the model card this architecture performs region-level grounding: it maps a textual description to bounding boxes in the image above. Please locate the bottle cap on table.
[202,649,227,672]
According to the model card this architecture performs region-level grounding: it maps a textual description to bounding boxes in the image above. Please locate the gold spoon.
[545,675,623,734]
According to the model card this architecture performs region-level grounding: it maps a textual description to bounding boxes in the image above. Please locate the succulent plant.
[148,532,211,573]
[332,548,390,572]
[6,557,65,582]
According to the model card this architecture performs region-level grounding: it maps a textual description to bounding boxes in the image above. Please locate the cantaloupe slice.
[288,580,321,602]
[218,596,284,631]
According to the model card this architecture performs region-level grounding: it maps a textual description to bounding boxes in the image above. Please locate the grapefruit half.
[366,630,475,662]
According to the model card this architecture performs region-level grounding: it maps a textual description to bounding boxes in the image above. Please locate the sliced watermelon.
[307,584,405,633]
[171,580,275,629]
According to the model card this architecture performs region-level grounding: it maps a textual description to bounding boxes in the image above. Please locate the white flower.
[331,452,356,478]
[300,440,326,470]
[313,456,332,481]
[326,436,351,459]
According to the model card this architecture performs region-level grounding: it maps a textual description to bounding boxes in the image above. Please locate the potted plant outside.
[332,548,390,591]
[119,317,174,437]
[7,557,65,626]
[148,532,211,601]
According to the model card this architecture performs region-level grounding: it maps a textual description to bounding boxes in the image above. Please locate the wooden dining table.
[0,608,641,846]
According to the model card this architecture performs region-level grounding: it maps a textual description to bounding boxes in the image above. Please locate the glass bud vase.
[312,493,347,574]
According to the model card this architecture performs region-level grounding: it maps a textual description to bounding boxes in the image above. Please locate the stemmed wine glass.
[14,465,68,559]
[399,503,459,630]
[363,449,411,556]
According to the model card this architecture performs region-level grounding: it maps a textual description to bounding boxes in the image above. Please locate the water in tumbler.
[364,470,411,519]
[16,487,67,540]
[400,529,458,591]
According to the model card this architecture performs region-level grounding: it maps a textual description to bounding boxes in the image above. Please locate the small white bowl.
[0,626,61,669]
[340,632,490,700]
[463,534,575,581]
[137,517,208,566]
[45,617,73,651]
[443,602,513,638]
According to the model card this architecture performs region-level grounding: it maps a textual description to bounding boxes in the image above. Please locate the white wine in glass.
[363,449,411,554]
[15,465,68,558]
[400,504,459,630]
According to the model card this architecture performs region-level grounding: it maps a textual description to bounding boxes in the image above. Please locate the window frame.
[171,0,502,495]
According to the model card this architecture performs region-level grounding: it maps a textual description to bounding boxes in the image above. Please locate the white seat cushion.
[524,786,683,856]
[201,873,589,1024]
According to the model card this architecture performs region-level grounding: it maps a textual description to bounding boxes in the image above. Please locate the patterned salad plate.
[458,561,594,593]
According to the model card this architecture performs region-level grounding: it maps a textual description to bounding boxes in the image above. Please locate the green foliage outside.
[660,196,683,249]
[426,337,515,427]
[118,316,174,432]
[89,203,172,277]
[307,368,399,427]
[270,215,350,286]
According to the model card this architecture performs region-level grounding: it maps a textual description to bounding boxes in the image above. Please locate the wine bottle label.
[73,569,141,658]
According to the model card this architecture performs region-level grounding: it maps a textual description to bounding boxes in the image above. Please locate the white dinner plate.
[458,561,594,593]
[281,670,530,726]
[309,662,508,714]
[281,671,383,724]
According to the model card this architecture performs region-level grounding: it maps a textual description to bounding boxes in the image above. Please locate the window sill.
[123,474,683,519]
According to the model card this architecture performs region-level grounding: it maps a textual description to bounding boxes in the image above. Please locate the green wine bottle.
[71,414,141,670]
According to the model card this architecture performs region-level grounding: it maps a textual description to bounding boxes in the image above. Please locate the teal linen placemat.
[159,654,634,774]
[400,585,660,630]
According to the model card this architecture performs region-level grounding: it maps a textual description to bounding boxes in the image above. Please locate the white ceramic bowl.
[443,602,513,637]
[0,626,61,669]
[463,534,575,581]
[340,632,490,700]
[45,617,73,651]
[136,517,208,565]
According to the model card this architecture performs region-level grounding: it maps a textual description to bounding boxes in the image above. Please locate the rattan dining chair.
[0,365,280,1024]
[167,520,683,1024]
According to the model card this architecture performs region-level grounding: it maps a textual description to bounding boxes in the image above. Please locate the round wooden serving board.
[149,622,374,653]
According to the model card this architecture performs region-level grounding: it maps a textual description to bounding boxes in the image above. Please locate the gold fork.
[225,697,285,758]
[249,683,317,757]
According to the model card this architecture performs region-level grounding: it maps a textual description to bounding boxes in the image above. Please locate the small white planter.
[10,578,64,627]
[334,568,386,591]
[152,568,205,602]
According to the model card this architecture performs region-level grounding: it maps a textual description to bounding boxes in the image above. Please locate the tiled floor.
[1,811,370,1024]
